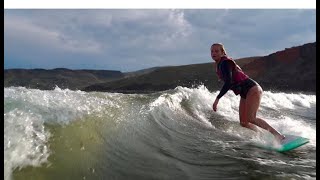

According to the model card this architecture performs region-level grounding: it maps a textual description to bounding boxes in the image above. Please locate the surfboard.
[253,134,309,152]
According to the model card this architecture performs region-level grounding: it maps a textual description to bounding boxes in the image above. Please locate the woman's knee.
[246,113,256,123]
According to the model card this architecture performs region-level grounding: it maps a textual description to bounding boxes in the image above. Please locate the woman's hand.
[212,98,219,112]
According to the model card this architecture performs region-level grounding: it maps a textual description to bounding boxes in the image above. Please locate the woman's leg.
[239,97,259,132]
[245,85,285,141]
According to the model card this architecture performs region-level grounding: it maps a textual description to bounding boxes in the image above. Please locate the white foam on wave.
[261,91,316,109]
[5,86,121,124]
[216,90,316,147]
[4,86,315,179]
[271,116,316,146]
[4,86,123,180]
[149,85,216,128]
[4,109,50,180]
[148,86,316,147]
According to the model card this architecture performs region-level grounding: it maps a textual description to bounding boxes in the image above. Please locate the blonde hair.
[211,43,227,55]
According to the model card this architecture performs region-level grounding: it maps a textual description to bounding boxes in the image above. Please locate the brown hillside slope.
[83,42,315,93]
[242,42,316,92]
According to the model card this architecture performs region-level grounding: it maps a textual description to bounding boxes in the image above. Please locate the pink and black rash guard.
[216,57,257,99]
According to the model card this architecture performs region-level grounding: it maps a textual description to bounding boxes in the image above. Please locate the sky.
[4,9,316,72]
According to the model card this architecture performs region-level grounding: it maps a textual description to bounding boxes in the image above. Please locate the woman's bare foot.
[276,134,286,143]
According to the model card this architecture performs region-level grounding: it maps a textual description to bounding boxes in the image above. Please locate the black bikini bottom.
[238,78,258,99]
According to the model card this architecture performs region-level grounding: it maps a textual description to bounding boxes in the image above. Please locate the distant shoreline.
[4,42,316,94]
[4,85,316,96]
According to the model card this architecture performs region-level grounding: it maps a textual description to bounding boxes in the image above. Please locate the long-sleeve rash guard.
[217,60,233,99]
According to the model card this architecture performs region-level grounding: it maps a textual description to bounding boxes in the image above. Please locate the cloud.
[4,12,103,54]
[182,9,316,58]
[4,9,316,71]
